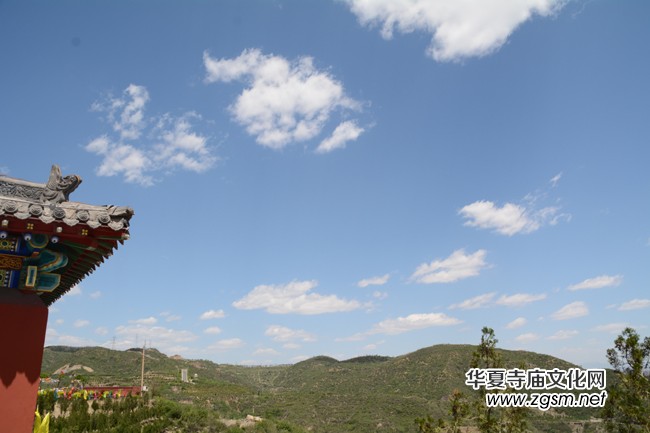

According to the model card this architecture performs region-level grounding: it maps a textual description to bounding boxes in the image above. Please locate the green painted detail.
[33,273,61,292]
[25,265,38,288]
[28,234,49,249]
[34,250,68,273]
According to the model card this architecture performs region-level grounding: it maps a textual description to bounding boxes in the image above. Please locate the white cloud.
[200,309,225,320]
[550,172,562,187]
[547,330,578,340]
[55,319,64,325]
[505,317,527,330]
[283,343,301,350]
[46,328,98,347]
[204,49,363,151]
[86,85,217,186]
[233,280,361,315]
[369,312,462,335]
[410,249,487,284]
[515,332,539,343]
[95,327,109,336]
[358,274,390,288]
[495,293,547,307]
[104,83,150,140]
[114,324,198,352]
[618,299,650,311]
[87,137,152,185]
[449,292,495,310]
[344,0,565,62]
[567,275,623,291]
[459,200,566,236]
[130,317,157,325]
[316,121,365,154]
[74,319,90,328]
[209,338,245,351]
[68,284,82,296]
[335,333,366,342]
[291,355,310,363]
[254,348,280,356]
[57,335,98,347]
[372,291,388,300]
[591,323,629,334]
[204,326,222,335]
[89,291,102,299]
[551,301,589,320]
[265,325,316,342]
[362,341,385,351]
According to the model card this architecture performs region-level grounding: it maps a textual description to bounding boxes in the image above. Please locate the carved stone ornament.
[40,165,82,204]
[0,164,133,231]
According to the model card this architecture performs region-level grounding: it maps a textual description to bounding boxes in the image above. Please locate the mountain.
[41,344,606,433]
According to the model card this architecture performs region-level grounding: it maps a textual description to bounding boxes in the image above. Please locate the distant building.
[181,369,189,382]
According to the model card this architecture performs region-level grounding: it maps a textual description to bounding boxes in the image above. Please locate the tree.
[471,327,502,370]
[602,327,650,432]
[470,327,502,433]
[416,389,469,433]
[471,327,528,433]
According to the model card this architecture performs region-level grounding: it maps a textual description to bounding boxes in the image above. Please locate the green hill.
[41,344,606,433]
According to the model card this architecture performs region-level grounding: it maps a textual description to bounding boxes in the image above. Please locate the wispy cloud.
[344,0,565,62]
[495,293,547,307]
[204,49,364,152]
[618,299,650,311]
[68,284,82,296]
[208,338,245,351]
[567,275,623,291]
[113,324,198,353]
[254,348,280,356]
[551,301,589,320]
[369,312,462,335]
[316,120,365,154]
[515,332,540,343]
[86,84,217,186]
[591,323,629,334]
[372,291,388,300]
[130,317,157,325]
[550,172,563,187]
[233,280,360,315]
[459,200,568,236]
[410,249,487,284]
[265,325,316,342]
[547,330,579,340]
[200,309,225,320]
[358,274,390,288]
[203,326,222,335]
[449,292,496,310]
[74,319,90,328]
[505,317,527,330]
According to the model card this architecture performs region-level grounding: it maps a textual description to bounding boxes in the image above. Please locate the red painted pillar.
[0,290,48,433]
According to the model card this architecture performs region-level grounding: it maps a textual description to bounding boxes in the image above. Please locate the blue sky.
[1,1,649,368]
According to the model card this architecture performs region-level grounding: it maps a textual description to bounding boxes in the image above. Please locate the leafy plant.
[602,327,650,432]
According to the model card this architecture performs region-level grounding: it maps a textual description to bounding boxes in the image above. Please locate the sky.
[1,0,649,369]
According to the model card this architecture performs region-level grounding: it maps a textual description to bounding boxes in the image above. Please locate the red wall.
[0,290,48,432]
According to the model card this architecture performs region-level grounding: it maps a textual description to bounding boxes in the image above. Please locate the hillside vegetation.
[41,344,605,433]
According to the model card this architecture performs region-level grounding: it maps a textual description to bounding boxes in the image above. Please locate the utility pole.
[140,343,145,393]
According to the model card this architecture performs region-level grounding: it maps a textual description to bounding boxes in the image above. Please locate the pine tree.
[602,327,650,432]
